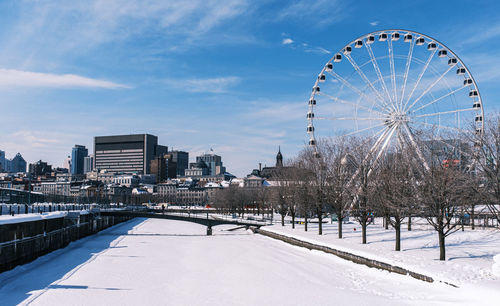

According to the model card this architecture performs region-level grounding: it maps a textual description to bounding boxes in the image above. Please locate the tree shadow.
[0,218,146,305]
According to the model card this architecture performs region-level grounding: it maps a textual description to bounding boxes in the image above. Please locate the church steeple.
[276,146,283,167]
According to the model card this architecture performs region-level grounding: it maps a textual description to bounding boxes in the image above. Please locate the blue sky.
[0,0,498,176]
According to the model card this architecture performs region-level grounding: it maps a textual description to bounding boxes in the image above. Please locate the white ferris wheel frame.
[307,29,484,172]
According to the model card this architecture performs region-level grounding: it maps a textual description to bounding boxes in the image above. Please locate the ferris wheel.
[307,29,483,171]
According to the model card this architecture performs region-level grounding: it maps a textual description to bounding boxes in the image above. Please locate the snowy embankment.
[261,217,500,288]
[1,218,497,305]
[0,211,68,225]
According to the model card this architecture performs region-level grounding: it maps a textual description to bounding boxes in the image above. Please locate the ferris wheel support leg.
[402,122,430,171]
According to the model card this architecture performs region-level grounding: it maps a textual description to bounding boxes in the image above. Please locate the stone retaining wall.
[252,227,457,287]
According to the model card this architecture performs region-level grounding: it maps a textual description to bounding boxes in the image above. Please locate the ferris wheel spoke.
[413,108,475,118]
[343,122,388,137]
[405,64,455,112]
[402,48,438,112]
[388,38,398,110]
[411,120,470,135]
[318,92,388,116]
[316,116,386,121]
[410,86,467,113]
[400,39,415,108]
[326,71,388,115]
[344,53,394,111]
[365,43,393,106]
[402,123,430,171]
[347,126,391,186]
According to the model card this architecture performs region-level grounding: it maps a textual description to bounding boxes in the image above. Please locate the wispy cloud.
[165,76,241,93]
[281,36,331,54]
[370,21,379,26]
[1,0,251,59]
[278,0,346,26]
[0,69,129,89]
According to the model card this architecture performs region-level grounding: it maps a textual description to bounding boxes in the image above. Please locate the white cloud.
[282,38,293,45]
[1,0,251,58]
[0,69,129,89]
[370,21,379,26]
[166,76,241,93]
[278,0,346,26]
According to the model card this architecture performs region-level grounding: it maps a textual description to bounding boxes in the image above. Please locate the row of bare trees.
[212,115,499,260]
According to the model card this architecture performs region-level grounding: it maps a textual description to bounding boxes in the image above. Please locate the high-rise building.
[150,153,177,182]
[71,145,88,175]
[83,155,94,174]
[0,150,5,172]
[196,151,225,176]
[170,151,189,176]
[11,153,27,173]
[94,134,167,174]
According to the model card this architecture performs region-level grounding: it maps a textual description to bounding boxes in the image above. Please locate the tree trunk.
[281,214,285,227]
[471,205,475,230]
[407,216,412,231]
[395,219,401,251]
[338,216,343,239]
[438,230,446,261]
[385,215,389,230]
[318,210,323,235]
[291,212,296,229]
[362,220,367,244]
[304,215,308,231]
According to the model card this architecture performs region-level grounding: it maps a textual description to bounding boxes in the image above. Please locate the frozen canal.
[0,218,491,305]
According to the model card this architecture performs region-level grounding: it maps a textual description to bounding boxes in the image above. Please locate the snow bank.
[493,254,500,277]
[0,211,67,225]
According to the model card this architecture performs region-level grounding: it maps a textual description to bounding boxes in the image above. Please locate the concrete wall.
[0,215,132,273]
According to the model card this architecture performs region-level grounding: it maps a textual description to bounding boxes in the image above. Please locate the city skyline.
[0,1,499,176]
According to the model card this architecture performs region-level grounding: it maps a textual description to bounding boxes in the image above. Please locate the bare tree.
[474,113,500,223]
[374,151,417,251]
[298,147,328,235]
[321,137,353,239]
[418,161,468,260]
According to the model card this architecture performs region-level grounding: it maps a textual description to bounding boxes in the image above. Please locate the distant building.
[10,153,27,173]
[0,150,5,172]
[63,156,71,171]
[29,160,52,176]
[185,160,210,177]
[94,134,168,174]
[150,153,177,182]
[260,147,284,179]
[71,145,88,175]
[83,155,94,173]
[196,150,225,176]
[170,151,189,176]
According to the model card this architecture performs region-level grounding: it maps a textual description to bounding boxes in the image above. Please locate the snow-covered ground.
[262,217,500,288]
[0,218,498,305]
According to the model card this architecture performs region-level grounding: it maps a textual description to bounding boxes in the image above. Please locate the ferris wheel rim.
[307,29,484,150]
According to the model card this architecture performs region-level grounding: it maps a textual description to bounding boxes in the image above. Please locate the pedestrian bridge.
[100,210,269,235]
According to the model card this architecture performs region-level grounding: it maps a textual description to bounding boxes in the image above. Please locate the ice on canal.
[0,218,494,305]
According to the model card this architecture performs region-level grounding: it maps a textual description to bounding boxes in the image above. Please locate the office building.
[29,160,52,176]
[10,153,27,173]
[196,151,225,176]
[94,134,168,174]
[0,150,5,172]
[71,145,88,175]
[83,155,94,174]
[170,151,189,176]
[150,153,177,182]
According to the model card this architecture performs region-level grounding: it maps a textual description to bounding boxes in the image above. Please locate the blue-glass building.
[71,145,88,175]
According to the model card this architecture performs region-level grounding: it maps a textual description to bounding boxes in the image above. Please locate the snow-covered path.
[0,218,494,305]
